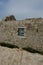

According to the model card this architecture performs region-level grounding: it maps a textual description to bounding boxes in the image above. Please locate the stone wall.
[0,18,43,52]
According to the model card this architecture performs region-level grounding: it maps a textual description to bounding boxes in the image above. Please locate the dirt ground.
[0,46,43,65]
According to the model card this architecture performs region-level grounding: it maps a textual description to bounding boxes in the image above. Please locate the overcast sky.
[0,0,43,20]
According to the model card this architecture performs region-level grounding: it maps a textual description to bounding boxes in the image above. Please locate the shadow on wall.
[23,47,43,55]
[0,42,43,55]
[0,42,19,48]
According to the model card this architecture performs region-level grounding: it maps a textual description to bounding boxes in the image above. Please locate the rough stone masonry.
[0,16,43,53]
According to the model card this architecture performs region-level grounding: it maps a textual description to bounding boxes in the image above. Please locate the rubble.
[0,46,43,65]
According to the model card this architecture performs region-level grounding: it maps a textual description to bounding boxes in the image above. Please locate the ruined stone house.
[0,16,43,53]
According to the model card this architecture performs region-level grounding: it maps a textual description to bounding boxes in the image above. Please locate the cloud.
[0,0,43,20]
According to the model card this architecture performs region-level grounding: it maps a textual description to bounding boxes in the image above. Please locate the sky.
[0,0,43,20]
